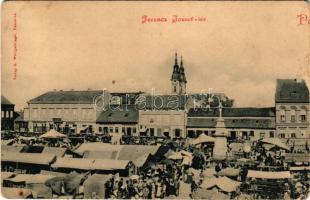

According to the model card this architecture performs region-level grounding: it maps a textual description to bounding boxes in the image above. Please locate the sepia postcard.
[1,1,310,199]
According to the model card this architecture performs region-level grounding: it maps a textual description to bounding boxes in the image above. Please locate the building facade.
[137,94,187,138]
[1,96,15,130]
[96,105,139,136]
[14,112,28,132]
[24,90,109,134]
[139,110,187,138]
[187,107,276,141]
[275,79,310,140]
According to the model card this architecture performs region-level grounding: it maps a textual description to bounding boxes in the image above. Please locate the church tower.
[170,53,187,95]
[171,53,180,94]
[179,56,187,94]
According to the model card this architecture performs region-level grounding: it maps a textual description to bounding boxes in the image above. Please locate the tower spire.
[175,52,178,65]
[180,56,183,67]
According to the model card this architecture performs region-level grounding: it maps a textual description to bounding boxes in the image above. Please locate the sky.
[2,1,310,110]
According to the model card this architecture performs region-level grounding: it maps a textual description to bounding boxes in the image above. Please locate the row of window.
[29,108,94,120]
[140,127,182,137]
[279,114,306,122]
[142,115,183,124]
[279,133,296,138]
[1,110,13,119]
[98,126,137,134]
[278,109,307,122]
[187,130,275,139]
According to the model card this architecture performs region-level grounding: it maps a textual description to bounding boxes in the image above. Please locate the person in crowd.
[190,180,198,194]
[142,182,149,199]
[215,163,221,173]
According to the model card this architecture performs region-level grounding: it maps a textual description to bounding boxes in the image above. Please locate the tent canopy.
[1,139,14,146]
[2,152,56,165]
[260,138,289,151]
[5,174,55,184]
[2,187,33,199]
[217,168,240,177]
[1,145,26,153]
[168,152,183,160]
[42,147,67,157]
[39,129,67,139]
[83,174,112,199]
[201,176,241,193]
[247,170,291,179]
[76,143,159,168]
[192,188,230,200]
[19,136,37,141]
[190,134,215,145]
[51,157,131,171]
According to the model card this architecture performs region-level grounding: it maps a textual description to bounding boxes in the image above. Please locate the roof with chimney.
[275,79,309,103]
[28,90,103,104]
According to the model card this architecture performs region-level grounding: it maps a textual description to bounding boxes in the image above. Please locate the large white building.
[24,90,108,134]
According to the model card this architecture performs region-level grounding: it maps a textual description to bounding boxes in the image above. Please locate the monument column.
[213,101,228,160]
